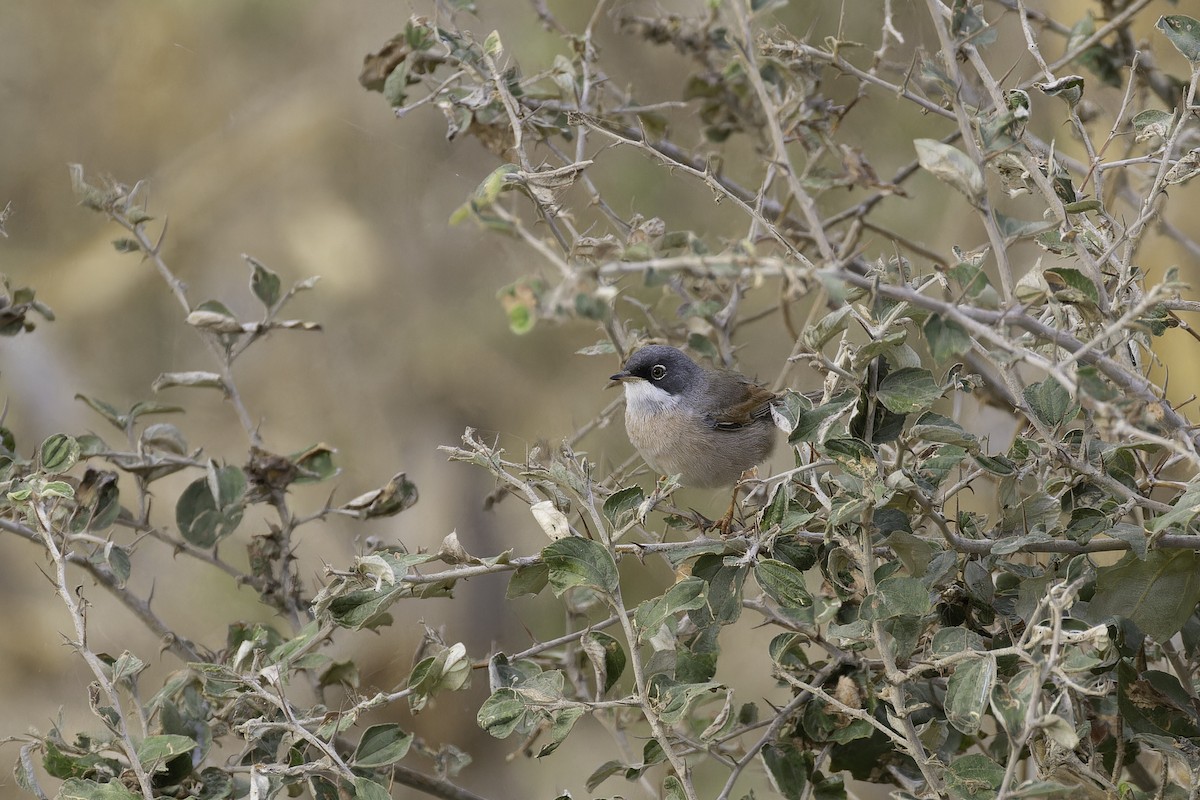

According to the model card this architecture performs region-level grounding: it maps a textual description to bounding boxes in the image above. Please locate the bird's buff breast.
[621,380,773,488]
[622,384,692,477]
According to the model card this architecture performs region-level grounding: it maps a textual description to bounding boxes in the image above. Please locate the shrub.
[7,3,1200,800]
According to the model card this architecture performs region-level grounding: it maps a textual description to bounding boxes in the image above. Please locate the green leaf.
[944,655,995,735]
[581,631,625,693]
[923,315,972,360]
[317,659,358,689]
[1044,267,1099,305]
[40,434,80,474]
[175,466,246,548]
[1133,109,1174,142]
[947,260,998,305]
[42,743,121,782]
[1076,365,1118,402]
[543,537,618,596]
[1087,550,1200,641]
[471,164,520,209]
[973,453,1015,476]
[886,530,933,577]
[352,777,392,800]
[932,627,986,657]
[246,254,282,309]
[868,575,932,619]
[58,778,140,800]
[1104,522,1148,558]
[910,412,977,447]
[586,760,627,792]
[999,489,1059,533]
[40,480,75,499]
[477,688,527,738]
[104,544,132,585]
[1022,377,1077,428]
[754,559,812,609]
[803,305,852,350]
[634,577,708,638]
[538,706,584,757]
[407,642,471,712]
[1117,661,1200,739]
[876,368,942,414]
[127,400,186,421]
[382,63,410,106]
[326,586,403,630]
[110,651,146,684]
[944,753,1004,799]
[914,139,984,201]
[505,302,533,333]
[761,742,810,799]
[993,667,1038,737]
[995,212,1055,239]
[691,555,747,626]
[483,29,503,56]
[141,423,187,455]
[341,472,419,519]
[603,486,644,526]
[135,734,197,766]
[789,391,857,443]
[823,437,875,467]
[1157,15,1200,62]
[648,675,721,724]
[352,723,413,768]
[1034,74,1085,105]
[290,443,338,483]
[769,389,813,437]
[506,563,549,598]
[1147,479,1200,536]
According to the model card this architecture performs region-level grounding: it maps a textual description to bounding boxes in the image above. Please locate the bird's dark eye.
[650,364,667,380]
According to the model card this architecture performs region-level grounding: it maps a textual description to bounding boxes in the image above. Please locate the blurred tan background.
[1,1,1197,799]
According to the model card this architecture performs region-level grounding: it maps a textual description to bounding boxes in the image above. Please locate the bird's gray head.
[610,345,705,397]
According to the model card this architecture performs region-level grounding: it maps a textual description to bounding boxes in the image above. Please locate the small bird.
[609,345,779,491]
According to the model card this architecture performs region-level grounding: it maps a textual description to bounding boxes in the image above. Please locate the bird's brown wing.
[705,380,778,430]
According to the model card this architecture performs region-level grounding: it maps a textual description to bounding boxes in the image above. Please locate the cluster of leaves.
[7,4,1200,800]
[3,171,433,800]
[353,2,1200,800]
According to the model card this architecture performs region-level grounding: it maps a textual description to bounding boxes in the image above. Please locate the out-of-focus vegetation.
[4,1,1200,799]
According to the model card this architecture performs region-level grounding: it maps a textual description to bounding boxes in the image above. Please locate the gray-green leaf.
[136,734,197,766]
[543,537,618,596]
[754,559,812,609]
[944,753,1003,798]
[246,254,282,309]
[915,139,984,201]
[1023,377,1077,428]
[944,655,995,735]
[924,315,972,360]
[1087,550,1200,641]
[1157,15,1200,62]
[876,368,942,414]
[352,723,413,768]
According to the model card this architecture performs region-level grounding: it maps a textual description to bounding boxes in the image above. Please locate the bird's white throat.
[621,379,681,419]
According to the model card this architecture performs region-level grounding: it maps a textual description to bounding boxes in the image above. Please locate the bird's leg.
[716,468,758,535]
[715,487,739,535]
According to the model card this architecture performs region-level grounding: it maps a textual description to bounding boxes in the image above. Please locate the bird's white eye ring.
[650,364,667,380]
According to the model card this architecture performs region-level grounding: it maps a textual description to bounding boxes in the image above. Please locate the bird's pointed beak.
[607,369,634,389]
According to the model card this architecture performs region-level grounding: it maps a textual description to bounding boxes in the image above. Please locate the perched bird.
[609,345,779,491]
